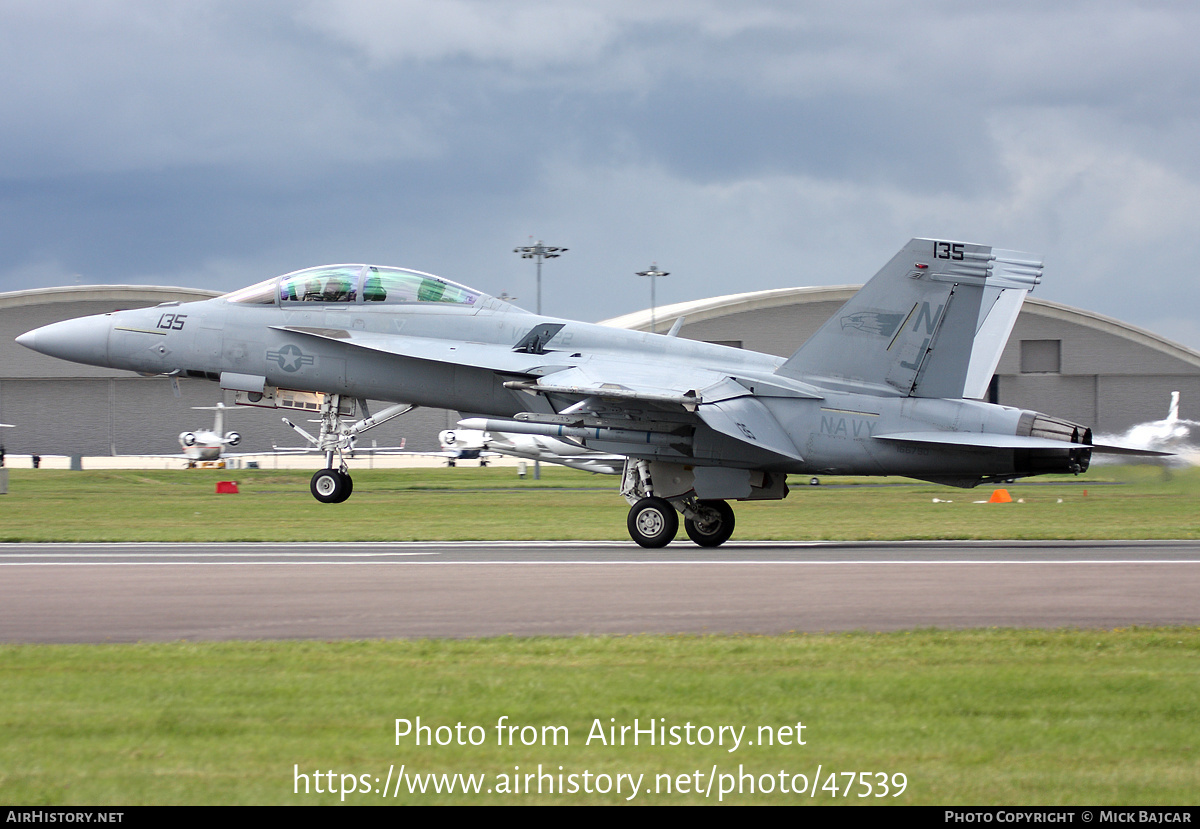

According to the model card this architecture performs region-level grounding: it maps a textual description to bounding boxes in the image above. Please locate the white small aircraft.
[177,403,245,465]
[1097,392,1199,464]
[436,428,492,466]
[440,428,622,474]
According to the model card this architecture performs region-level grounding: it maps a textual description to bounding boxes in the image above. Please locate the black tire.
[684,499,736,547]
[627,497,678,548]
[334,471,353,503]
[311,468,348,503]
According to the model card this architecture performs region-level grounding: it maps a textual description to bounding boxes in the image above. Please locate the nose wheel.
[311,468,353,503]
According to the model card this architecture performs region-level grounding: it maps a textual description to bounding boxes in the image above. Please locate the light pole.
[513,240,567,316]
[513,240,567,480]
[636,262,669,333]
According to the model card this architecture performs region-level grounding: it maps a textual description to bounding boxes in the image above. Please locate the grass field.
[0,463,1197,542]
[1,464,1197,805]
[2,630,1198,805]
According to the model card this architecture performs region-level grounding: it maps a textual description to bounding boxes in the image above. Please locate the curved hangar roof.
[601,285,1200,370]
[1,285,222,379]
[0,284,221,308]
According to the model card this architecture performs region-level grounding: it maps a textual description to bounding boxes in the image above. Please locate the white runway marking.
[0,551,441,559]
[4,541,1199,565]
[2,557,1199,566]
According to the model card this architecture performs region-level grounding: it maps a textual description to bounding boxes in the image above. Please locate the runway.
[2,541,1198,642]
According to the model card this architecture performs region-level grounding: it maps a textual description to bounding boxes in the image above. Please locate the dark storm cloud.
[1,1,1199,346]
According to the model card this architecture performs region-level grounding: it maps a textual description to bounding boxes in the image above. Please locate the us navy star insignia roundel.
[266,343,315,372]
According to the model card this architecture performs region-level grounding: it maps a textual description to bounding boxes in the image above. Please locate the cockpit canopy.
[222,264,496,309]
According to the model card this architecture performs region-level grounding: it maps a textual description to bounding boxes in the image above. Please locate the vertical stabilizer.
[776,238,1042,399]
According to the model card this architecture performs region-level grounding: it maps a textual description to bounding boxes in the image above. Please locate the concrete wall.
[0,375,458,457]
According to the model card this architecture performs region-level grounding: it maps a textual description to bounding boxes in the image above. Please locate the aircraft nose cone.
[16,315,112,367]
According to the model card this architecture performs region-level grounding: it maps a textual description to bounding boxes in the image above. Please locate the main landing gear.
[621,460,739,549]
[282,392,414,504]
[683,499,736,548]
[627,497,678,548]
[625,497,736,548]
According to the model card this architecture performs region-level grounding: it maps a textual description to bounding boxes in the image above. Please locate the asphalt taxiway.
[2,540,1198,642]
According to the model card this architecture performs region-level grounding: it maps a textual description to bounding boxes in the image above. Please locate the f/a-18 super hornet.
[17,239,1143,547]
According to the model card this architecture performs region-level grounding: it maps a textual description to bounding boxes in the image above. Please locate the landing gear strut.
[283,393,414,503]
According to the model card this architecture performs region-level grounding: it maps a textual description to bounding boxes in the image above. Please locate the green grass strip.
[2,629,1198,805]
[0,464,1198,542]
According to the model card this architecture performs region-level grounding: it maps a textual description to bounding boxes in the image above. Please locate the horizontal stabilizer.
[874,432,1088,450]
[878,432,1169,457]
[1090,443,1174,457]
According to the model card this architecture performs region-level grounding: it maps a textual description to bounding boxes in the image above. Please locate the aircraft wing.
[472,361,813,464]
[271,326,577,376]
[276,322,815,463]
[693,396,804,461]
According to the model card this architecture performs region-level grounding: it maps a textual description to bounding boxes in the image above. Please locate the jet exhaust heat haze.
[17,239,1149,547]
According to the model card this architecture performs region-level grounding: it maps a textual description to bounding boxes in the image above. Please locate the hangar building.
[2,282,1196,458]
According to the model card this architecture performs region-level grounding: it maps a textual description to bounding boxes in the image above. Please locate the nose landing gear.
[311,468,353,503]
[282,393,414,503]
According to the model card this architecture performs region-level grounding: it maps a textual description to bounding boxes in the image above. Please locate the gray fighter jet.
[16,239,1133,547]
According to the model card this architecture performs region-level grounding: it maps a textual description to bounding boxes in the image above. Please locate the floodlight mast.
[635,262,669,333]
[512,240,567,480]
[513,240,567,316]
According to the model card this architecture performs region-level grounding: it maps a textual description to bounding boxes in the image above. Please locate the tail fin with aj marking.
[776,238,1043,399]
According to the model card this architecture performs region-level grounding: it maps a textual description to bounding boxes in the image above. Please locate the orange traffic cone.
[988,489,1012,503]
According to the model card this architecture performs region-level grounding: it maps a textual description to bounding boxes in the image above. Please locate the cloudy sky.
[3,1,1200,347]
